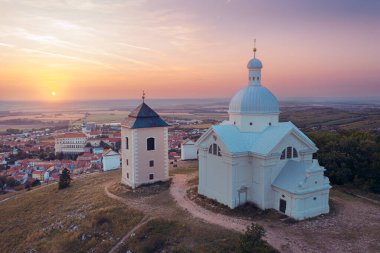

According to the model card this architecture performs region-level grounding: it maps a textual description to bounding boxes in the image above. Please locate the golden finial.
[253,38,257,58]
[142,90,145,102]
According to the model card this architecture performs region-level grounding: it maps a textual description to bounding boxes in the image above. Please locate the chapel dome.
[247,58,263,69]
[228,85,280,114]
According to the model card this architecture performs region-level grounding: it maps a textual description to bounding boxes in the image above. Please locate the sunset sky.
[0,0,379,101]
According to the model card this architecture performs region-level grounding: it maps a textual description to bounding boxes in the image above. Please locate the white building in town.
[121,96,170,188]
[102,149,120,171]
[196,48,331,220]
[55,133,88,154]
[181,139,198,160]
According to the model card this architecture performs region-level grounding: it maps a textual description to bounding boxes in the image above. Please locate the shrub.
[31,179,41,187]
[58,168,71,189]
[239,223,266,253]
[14,184,25,191]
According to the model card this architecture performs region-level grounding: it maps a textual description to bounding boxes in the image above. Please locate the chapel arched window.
[293,148,298,158]
[280,146,298,160]
[209,143,222,157]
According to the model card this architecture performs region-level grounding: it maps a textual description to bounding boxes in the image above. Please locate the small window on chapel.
[293,148,298,158]
[286,147,292,159]
[149,160,154,167]
[249,122,253,126]
[257,77,260,80]
[212,143,217,155]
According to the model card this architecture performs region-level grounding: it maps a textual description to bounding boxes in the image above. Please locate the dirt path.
[170,173,316,253]
[105,172,380,253]
[108,215,152,253]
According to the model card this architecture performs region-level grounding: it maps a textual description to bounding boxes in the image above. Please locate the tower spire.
[142,90,145,102]
[253,38,257,58]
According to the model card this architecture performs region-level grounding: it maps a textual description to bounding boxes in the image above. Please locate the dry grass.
[169,160,198,176]
[0,170,144,253]
[119,218,243,253]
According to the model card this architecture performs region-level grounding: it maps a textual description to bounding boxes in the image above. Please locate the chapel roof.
[272,159,330,194]
[200,121,316,156]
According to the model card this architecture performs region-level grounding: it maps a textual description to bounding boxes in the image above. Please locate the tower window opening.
[269,122,272,126]
[147,137,155,151]
[257,77,260,80]
[249,122,252,126]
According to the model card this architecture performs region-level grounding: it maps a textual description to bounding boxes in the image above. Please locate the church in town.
[196,47,331,220]
[121,93,170,188]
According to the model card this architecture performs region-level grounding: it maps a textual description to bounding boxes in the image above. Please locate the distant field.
[0,113,84,122]
[1,106,380,132]
[83,110,129,124]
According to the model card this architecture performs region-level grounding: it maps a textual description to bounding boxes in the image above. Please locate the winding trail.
[108,215,152,253]
[169,173,307,253]
[104,182,154,253]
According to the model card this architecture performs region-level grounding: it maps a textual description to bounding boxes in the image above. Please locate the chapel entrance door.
[238,186,248,206]
[279,199,286,213]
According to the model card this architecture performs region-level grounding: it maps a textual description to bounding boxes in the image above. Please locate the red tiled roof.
[56,133,87,138]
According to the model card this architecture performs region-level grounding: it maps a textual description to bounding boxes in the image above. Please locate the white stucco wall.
[121,125,169,188]
[198,136,233,208]
[181,144,198,160]
[103,154,120,171]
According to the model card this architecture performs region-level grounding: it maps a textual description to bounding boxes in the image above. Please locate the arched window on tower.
[147,137,155,151]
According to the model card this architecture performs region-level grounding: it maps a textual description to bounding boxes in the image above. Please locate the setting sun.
[51,91,57,96]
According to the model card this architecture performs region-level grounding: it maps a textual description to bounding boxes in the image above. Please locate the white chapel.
[196,47,331,220]
[121,94,170,188]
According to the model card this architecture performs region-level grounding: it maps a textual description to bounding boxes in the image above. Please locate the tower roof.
[123,102,169,129]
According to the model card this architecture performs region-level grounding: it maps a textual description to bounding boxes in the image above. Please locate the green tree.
[58,168,71,189]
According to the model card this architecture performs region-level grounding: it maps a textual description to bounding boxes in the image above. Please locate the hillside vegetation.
[0,171,144,253]
[309,130,380,193]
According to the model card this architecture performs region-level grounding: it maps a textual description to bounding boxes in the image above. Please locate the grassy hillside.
[0,171,144,253]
